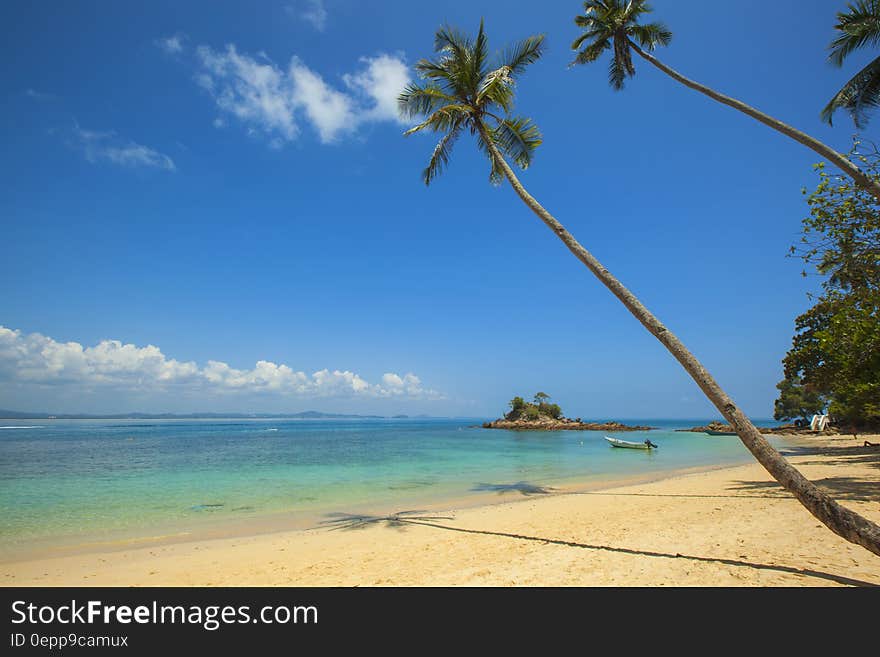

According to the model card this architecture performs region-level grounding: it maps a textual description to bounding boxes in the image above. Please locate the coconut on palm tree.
[400,21,880,555]
[822,0,880,128]
[569,0,880,204]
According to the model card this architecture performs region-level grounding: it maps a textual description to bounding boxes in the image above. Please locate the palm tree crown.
[823,0,880,128]
[398,21,544,185]
[570,0,671,89]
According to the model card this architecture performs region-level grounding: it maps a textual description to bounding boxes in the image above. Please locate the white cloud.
[343,54,410,123]
[287,0,328,32]
[156,34,186,54]
[71,125,176,171]
[0,326,442,400]
[380,373,426,397]
[194,44,408,145]
[196,44,300,141]
[289,57,355,142]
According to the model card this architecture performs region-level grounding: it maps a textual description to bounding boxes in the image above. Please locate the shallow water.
[0,417,785,556]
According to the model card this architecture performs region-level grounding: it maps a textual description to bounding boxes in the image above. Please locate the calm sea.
[0,417,787,558]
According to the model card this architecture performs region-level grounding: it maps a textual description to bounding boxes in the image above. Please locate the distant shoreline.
[0,410,440,421]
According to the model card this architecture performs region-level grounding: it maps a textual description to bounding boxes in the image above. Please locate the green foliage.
[541,403,563,419]
[774,376,825,422]
[783,292,880,428]
[504,393,564,421]
[823,0,880,128]
[781,147,880,430]
[570,0,672,90]
[399,21,545,186]
[793,157,880,290]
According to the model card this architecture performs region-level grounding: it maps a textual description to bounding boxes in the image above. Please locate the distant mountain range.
[0,409,434,420]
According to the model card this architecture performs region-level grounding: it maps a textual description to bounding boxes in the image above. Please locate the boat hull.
[605,437,654,450]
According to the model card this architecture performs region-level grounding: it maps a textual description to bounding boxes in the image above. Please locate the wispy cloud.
[24,88,56,101]
[287,0,328,32]
[0,326,443,400]
[193,44,408,145]
[155,33,186,54]
[70,125,176,171]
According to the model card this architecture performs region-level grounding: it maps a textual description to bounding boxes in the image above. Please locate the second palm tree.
[569,0,880,203]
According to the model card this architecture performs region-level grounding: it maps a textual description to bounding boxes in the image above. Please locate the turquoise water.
[0,418,784,556]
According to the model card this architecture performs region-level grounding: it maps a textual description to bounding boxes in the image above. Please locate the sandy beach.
[3,434,879,587]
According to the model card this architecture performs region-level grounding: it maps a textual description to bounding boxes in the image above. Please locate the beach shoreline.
[0,419,772,563]
[3,433,879,586]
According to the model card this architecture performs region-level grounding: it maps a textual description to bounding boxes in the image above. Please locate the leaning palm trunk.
[626,40,880,205]
[477,121,880,557]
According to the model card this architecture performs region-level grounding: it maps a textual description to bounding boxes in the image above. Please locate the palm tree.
[569,0,880,204]
[400,21,880,556]
[822,0,880,129]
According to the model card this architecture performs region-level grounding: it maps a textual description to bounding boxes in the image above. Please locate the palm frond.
[571,28,605,51]
[822,54,880,127]
[828,0,880,67]
[477,66,514,113]
[423,122,463,185]
[622,39,635,77]
[608,55,627,90]
[498,34,546,77]
[571,39,610,66]
[435,25,482,95]
[434,25,471,56]
[473,19,489,79]
[629,21,672,51]
[475,129,505,185]
[403,105,472,136]
[414,58,455,84]
[492,116,542,169]
[398,83,458,119]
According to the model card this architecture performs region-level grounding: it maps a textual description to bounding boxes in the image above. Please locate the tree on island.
[569,0,880,203]
[400,21,880,555]
[505,393,562,421]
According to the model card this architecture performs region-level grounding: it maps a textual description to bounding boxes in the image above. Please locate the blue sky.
[0,0,870,418]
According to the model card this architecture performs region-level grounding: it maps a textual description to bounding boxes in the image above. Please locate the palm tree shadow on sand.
[320,511,455,532]
[319,502,878,587]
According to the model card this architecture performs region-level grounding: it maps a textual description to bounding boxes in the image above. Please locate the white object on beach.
[605,436,656,450]
[810,414,829,431]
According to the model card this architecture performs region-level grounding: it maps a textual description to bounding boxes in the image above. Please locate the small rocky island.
[676,420,828,435]
[676,421,737,434]
[482,393,653,432]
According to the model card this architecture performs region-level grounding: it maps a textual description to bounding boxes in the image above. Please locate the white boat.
[605,436,658,450]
